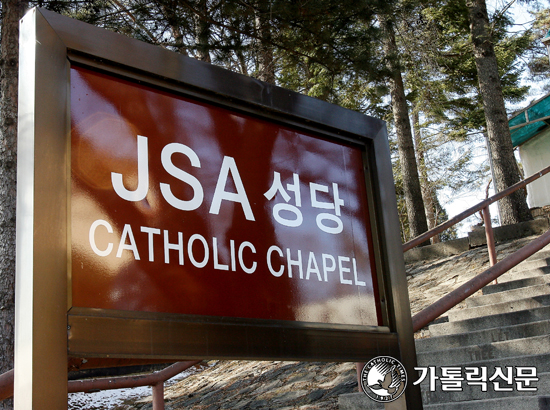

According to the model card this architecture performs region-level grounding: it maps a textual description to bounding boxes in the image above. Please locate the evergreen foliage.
[26,0,542,236]
[10,0,550,238]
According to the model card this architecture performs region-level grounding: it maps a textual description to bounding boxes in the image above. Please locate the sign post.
[16,8,422,409]
[15,9,70,408]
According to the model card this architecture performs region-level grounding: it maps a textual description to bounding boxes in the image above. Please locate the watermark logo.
[413,365,538,392]
[360,356,407,402]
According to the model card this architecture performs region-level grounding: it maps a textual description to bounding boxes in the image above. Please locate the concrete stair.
[415,246,550,409]
[339,246,550,409]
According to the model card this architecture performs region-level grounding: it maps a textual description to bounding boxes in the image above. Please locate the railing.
[68,360,202,410]
[406,163,550,331]
[411,230,550,331]
[404,166,550,252]
[0,360,202,410]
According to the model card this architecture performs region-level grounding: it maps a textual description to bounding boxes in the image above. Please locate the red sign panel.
[71,66,381,326]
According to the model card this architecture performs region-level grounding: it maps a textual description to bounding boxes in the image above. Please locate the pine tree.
[413,0,534,225]
[467,0,532,224]
[380,14,430,243]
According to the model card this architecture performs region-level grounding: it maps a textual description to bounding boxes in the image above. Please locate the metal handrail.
[412,229,550,331]
[67,360,202,394]
[407,164,550,331]
[0,370,13,401]
[0,360,202,409]
[403,164,550,252]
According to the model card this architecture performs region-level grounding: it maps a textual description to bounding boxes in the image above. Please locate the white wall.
[519,127,550,208]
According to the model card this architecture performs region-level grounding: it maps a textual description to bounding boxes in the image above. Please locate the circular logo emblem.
[360,356,407,402]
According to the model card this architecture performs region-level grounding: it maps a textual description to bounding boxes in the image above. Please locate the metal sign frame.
[15,8,420,409]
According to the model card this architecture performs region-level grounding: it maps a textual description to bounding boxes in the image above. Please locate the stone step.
[447,294,550,322]
[497,266,550,283]
[524,249,550,261]
[420,370,550,404]
[424,396,550,409]
[466,283,550,307]
[416,319,550,353]
[429,305,550,336]
[483,274,550,295]
[524,249,550,262]
[509,257,550,274]
[417,335,550,367]
[353,241,550,410]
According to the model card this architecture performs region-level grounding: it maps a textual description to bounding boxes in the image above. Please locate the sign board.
[71,65,381,326]
[15,8,420,409]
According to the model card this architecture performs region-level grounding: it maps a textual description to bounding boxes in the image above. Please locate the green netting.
[509,111,526,127]
[509,94,550,147]
[525,94,550,122]
[510,121,547,147]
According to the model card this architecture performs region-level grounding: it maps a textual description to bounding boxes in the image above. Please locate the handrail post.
[482,205,498,284]
[356,362,365,392]
[152,382,165,410]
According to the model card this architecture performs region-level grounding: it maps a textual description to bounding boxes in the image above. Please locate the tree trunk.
[255,0,275,84]
[381,18,429,243]
[160,2,189,56]
[467,0,532,225]
[0,1,28,408]
[194,0,211,62]
[412,110,440,244]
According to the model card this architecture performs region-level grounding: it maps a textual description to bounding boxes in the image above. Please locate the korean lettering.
[264,172,302,227]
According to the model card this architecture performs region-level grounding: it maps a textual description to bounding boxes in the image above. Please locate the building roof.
[509,92,550,147]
